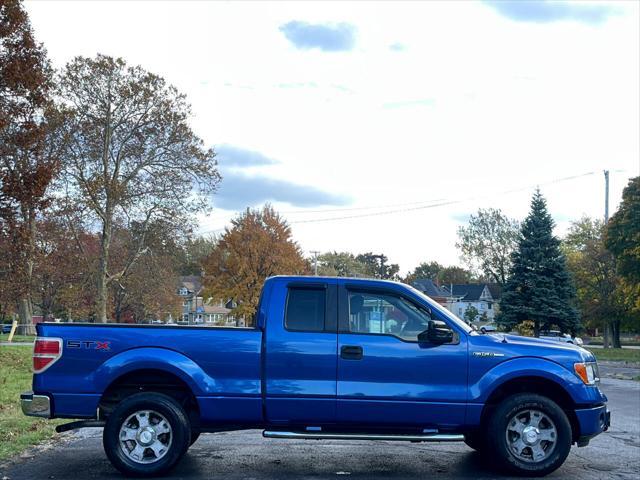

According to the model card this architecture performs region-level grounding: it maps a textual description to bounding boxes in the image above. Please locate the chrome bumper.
[21,391,51,418]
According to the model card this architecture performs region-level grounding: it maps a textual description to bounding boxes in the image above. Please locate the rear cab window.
[285,287,326,332]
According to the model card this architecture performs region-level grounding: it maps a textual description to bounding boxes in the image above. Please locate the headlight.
[574,362,599,385]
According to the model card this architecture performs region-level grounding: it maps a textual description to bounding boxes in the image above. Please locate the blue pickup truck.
[21,276,609,477]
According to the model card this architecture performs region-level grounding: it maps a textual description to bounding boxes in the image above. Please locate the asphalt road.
[1,378,638,480]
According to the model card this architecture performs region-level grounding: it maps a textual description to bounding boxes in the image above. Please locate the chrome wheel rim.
[505,409,557,463]
[119,410,172,464]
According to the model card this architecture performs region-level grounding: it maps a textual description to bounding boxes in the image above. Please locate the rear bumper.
[20,391,51,418]
[575,404,610,445]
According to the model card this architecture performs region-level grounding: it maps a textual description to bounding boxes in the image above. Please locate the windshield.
[406,285,473,334]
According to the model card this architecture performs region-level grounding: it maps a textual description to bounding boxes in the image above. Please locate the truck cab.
[22,276,610,477]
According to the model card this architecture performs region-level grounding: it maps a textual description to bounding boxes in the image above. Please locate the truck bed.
[34,323,263,423]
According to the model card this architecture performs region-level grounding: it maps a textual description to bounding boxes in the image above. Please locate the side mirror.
[419,320,453,344]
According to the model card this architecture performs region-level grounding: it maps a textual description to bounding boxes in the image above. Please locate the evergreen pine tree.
[497,190,579,336]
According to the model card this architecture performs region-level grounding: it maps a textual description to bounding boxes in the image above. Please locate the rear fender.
[91,347,216,395]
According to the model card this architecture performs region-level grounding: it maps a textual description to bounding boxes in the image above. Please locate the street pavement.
[1,378,638,480]
[598,361,640,381]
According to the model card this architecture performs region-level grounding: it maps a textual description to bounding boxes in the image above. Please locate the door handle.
[341,345,363,360]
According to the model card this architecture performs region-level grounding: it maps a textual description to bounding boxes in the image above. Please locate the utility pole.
[603,170,610,348]
[604,170,610,223]
[310,251,320,276]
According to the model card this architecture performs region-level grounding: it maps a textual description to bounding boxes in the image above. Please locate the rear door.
[264,279,338,424]
[336,284,468,429]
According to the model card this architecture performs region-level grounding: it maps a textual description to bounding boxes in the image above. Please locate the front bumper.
[21,391,51,418]
[575,404,610,446]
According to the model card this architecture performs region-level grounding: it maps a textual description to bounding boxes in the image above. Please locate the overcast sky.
[26,0,639,274]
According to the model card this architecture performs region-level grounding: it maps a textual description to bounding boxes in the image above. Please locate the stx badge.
[66,340,111,351]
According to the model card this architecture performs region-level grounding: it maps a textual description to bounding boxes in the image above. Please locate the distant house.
[177,276,242,326]
[412,279,502,323]
[178,275,203,323]
[411,279,451,306]
[444,284,501,322]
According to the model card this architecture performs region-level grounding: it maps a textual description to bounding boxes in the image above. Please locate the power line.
[203,168,627,224]
[198,170,599,233]
[289,171,597,225]
[202,196,449,223]
[277,197,448,214]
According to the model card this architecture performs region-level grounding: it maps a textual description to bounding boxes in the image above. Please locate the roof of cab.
[266,275,406,287]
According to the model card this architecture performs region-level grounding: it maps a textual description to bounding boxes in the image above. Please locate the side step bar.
[263,430,464,442]
[55,420,105,433]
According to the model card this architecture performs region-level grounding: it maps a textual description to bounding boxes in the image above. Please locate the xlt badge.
[472,351,505,358]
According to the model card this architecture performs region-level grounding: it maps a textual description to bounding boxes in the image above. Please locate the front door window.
[348,291,432,341]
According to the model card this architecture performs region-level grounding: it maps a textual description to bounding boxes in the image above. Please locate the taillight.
[33,337,63,373]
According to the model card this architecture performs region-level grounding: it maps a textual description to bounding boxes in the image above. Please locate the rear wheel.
[487,393,572,477]
[190,429,201,446]
[103,392,191,477]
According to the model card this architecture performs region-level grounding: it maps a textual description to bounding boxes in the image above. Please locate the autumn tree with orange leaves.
[203,205,308,322]
[0,0,64,331]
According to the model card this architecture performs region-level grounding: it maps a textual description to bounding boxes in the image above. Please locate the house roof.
[486,283,502,300]
[449,284,489,302]
[412,279,450,298]
[202,304,230,314]
[178,275,202,295]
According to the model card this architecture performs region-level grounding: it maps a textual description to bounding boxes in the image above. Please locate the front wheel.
[464,431,486,452]
[486,393,572,477]
[103,392,191,477]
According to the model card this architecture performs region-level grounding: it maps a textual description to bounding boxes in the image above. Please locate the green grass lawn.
[586,347,640,363]
[0,346,62,462]
[0,334,35,343]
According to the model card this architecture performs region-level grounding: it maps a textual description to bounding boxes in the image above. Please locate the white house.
[443,284,501,322]
[412,279,502,323]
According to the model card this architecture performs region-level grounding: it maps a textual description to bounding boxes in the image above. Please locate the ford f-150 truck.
[21,276,610,477]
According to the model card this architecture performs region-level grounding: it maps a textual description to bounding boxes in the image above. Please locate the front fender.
[92,347,217,395]
[471,357,604,405]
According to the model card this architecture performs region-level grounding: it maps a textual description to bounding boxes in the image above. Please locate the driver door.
[336,285,468,429]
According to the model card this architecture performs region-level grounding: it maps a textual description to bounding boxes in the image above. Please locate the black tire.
[190,429,201,446]
[103,392,191,477]
[486,393,572,477]
[464,431,486,452]
[480,328,487,334]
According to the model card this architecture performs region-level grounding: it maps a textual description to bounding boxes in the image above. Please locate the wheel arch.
[93,348,213,426]
[99,368,201,427]
[91,347,214,395]
[481,375,581,442]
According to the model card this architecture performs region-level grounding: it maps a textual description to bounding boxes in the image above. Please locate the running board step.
[262,430,464,442]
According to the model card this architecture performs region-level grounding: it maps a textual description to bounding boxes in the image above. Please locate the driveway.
[1,378,638,479]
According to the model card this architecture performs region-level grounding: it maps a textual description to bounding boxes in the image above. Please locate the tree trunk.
[113,287,123,323]
[96,219,112,323]
[603,323,610,349]
[533,320,540,338]
[18,211,36,335]
[611,320,621,349]
[18,297,35,335]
